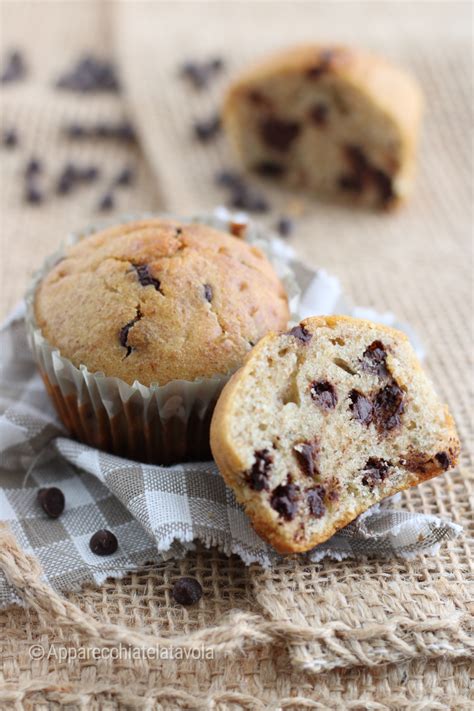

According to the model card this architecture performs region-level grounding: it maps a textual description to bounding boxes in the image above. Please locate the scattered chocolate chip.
[373,381,404,432]
[230,186,269,213]
[275,216,294,237]
[310,381,337,410]
[246,449,273,491]
[1,50,27,84]
[203,284,213,302]
[98,192,114,212]
[172,576,203,606]
[89,529,118,556]
[180,57,224,89]
[25,158,42,178]
[349,389,373,426]
[254,161,286,178]
[247,89,272,108]
[56,55,120,93]
[307,485,326,517]
[193,114,221,142]
[361,458,391,488]
[215,170,244,190]
[114,166,134,186]
[361,340,389,378]
[260,118,301,152]
[133,264,161,291]
[435,451,451,471]
[78,165,100,182]
[24,185,43,204]
[270,482,299,520]
[310,103,329,126]
[2,128,18,148]
[119,308,142,357]
[293,441,319,478]
[38,487,65,518]
[287,324,312,343]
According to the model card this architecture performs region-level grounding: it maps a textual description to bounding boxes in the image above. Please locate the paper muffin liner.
[24,209,303,465]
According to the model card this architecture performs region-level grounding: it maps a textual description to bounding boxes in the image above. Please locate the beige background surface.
[0,1,472,708]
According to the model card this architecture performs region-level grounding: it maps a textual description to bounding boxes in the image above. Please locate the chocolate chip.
[215,170,244,190]
[305,49,335,80]
[193,114,221,142]
[2,128,18,148]
[293,441,319,478]
[275,216,294,237]
[119,308,142,357]
[115,166,134,186]
[307,485,326,518]
[203,284,213,302]
[56,55,120,93]
[338,174,364,192]
[24,185,43,204]
[372,168,395,207]
[89,529,118,556]
[247,89,272,108]
[98,192,114,212]
[1,50,27,84]
[287,324,312,343]
[180,57,224,89]
[38,487,65,518]
[361,340,389,378]
[25,158,42,178]
[172,577,203,606]
[310,381,337,410]
[349,389,373,426]
[260,118,301,151]
[246,449,273,491]
[78,166,100,182]
[254,161,286,178]
[133,264,161,291]
[215,170,270,212]
[373,382,404,432]
[361,458,391,488]
[310,103,329,126]
[341,145,395,207]
[435,451,451,471]
[270,482,299,520]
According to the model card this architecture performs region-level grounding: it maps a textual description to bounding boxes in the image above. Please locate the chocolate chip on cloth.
[211,315,460,553]
[89,529,118,556]
[223,44,423,209]
[172,577,203,606]
[38,487,65,519]
[31,217,289,464]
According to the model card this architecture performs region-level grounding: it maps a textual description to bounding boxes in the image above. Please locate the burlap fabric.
[0,1,472,708]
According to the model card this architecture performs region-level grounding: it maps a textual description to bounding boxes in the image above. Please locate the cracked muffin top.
[34,218,290,386]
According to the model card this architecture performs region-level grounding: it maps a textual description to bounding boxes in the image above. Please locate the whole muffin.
[31,217,289,464]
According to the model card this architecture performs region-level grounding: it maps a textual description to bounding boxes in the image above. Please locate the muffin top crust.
[34,218,289,385]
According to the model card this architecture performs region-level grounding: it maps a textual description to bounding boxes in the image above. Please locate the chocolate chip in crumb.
[270,482,299,520]
[293,441,319,478]
[435,451,451,471]
[246,449,273,491]
[361,458,391,488]
[307,485,326,518]
[38,487,65,518]
[254,161,286,178]
[172,577,203,606]
[373,381,404,432]
[260,118,301,152]
[89,529,118,556]
[133,264,161,291]
[349,389,373,426]
[310,103,329,126]
[338,173,364,193]
[310,381,337,410]
[203,284,213,302]
[361,340,389,378]
[287,325,312,343]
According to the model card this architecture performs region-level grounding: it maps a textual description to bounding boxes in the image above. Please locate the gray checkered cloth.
[0,301,462,609]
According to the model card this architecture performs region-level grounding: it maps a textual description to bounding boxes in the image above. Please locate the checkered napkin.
[0,296,462,608]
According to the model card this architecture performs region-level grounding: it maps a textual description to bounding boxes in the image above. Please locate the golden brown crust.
[34,218,289,386]
[211,315,460,554]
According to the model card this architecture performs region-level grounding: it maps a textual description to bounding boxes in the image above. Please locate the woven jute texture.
[1,1,473,708]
